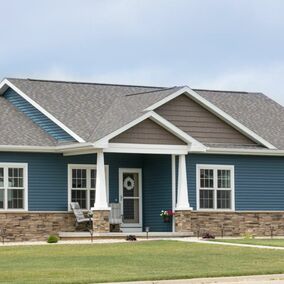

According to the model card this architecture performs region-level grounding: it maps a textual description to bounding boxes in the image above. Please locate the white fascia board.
[145,86,277,150]
[105,143,189,155]
[92,112,152,146]
[206,148,284,156]
[0,79,85,143]
[93,110,207,152]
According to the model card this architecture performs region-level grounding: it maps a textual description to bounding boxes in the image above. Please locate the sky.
[1,0,284,105]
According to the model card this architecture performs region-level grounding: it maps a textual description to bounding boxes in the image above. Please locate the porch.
[66,149,193,234]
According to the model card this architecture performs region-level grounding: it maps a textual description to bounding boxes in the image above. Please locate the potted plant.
[160,210,174,223]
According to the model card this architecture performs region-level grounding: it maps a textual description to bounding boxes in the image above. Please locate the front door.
[119,168,142,232]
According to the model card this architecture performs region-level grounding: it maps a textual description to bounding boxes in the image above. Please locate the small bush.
[202,232,215,239]
[47,235,59,243]
[242,231,255,239]
[126,235,137,241]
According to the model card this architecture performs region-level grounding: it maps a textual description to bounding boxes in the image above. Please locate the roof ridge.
[125,86,179,97]
[7,77,166,89]
[193,88,259,94]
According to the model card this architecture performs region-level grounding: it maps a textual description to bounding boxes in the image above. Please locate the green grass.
[214,238,284,247]
[1,240,284,284]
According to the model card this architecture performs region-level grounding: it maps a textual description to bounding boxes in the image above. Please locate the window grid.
[197,165,234,211]
[70,167,96,210]
[0,165,26,211]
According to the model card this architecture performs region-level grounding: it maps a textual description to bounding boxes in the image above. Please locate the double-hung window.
[0,164,27,211]
[68,164,108,210]
[197,165,234,210]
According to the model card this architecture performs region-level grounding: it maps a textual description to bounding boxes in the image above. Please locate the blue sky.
[1,0,284,104]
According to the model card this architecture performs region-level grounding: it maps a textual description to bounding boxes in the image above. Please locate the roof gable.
[195,89,284,150]
[156,94,258,147]
[0,95,57,146]
[110,118,186,145]
[4,88,75,143]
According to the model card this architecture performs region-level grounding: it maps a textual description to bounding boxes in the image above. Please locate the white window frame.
[196,164,235,211]
[0,163,28,212]
[68,164,109,211]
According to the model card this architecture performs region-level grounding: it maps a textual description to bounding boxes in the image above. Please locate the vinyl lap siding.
[0,152,172,231]
[187,154,284,211]
[143,154,172,232]
[4,88,75,142]
[156,95,257,145]
[110,119,186,145]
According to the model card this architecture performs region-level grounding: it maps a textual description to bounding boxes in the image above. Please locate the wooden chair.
[70,202,92,230]
[109,203,122,232]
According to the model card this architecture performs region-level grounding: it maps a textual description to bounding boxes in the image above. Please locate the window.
[0,164,27,210]
[197,165,234,210]
[68,165,108,210]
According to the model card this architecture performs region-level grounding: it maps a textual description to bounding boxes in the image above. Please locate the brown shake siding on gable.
[110,119,186,145]
[156,95,258,145]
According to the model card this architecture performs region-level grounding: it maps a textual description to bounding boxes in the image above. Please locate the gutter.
[204,148,284,156]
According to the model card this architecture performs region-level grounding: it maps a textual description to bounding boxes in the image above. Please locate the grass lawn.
[1,240,284,284]
[214,238,284,247]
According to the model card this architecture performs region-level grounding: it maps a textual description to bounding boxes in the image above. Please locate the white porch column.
[92,150,110,210]
[175,154,193,210]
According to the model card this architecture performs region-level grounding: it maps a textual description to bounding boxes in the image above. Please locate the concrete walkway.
[103,274,284,284]
[172,237,284,250]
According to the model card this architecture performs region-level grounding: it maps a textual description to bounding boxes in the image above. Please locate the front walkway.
[104,274,284,284]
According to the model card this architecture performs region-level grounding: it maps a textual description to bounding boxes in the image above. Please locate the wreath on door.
[124,176,135,190]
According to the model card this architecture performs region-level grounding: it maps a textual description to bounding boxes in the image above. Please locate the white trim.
[196,164,235,211]
[145,86,277,150]
[119,168,142,231]
[93,110,207,151]
[206,148,283,156]
[94,112,152,146]
[1,144,284,156]
[0,79,85,143]
[0,163,28,212]
[149,112,206,150]
[171,155,176,232]
[67,164,109,211]
[106,143,189,155]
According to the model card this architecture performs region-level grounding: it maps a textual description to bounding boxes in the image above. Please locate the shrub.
[47,235,59,243]
[126,235,137,241]
[202,232,215,239]
[242,231,255,239]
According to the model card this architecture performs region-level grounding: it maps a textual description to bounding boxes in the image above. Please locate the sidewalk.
[173,237,284,250]
[104,274,284,284]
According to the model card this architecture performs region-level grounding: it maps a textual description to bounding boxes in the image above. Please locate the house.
[0,78,284,241]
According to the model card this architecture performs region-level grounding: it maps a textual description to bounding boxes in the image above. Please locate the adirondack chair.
[109,203,122,232]
[70,202,92,230]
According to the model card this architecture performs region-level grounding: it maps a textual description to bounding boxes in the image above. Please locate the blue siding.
[6,152,284,230]
[187,154,284,211]
[0,152,171,231]
[143,155,172,232]
[4,88,75,142]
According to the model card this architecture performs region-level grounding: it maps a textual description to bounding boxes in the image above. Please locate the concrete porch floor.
[59,231,193,240]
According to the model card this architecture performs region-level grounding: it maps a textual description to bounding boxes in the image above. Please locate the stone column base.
[92,210,110,232]
[175,210,192,232]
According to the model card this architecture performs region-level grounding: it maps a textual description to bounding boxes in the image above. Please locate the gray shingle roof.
[8,78,181,143]
[0,96,57,146]
[3,78,284,150]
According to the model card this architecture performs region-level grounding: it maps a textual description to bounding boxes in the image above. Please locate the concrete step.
[59,231,194,240]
